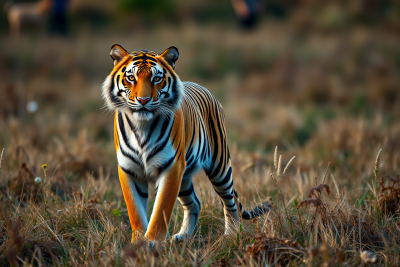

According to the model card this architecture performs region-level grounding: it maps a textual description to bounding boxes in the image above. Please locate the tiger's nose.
[137,97,151,106]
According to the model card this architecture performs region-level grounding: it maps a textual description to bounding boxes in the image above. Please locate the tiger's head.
[102,45,183,121]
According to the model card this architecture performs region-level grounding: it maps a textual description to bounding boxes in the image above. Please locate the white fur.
[133,111,154,121]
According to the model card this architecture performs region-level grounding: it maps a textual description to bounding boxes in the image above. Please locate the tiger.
[102,45,267,242]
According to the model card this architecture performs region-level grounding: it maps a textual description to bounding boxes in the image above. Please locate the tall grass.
[0,146,399,266]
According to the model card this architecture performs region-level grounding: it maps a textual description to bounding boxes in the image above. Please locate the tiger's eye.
[127,75,135,82]
[153,77,161,82]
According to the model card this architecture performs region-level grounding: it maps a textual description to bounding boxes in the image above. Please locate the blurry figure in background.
[5,0,53,38]
[50,0,68,36]
[231,0,264,29]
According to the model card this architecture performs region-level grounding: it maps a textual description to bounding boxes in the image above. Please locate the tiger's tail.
[233,190,271,220]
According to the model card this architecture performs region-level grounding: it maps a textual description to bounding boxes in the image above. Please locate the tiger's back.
[180,82,229,179]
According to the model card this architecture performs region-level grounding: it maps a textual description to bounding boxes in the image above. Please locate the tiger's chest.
[116,129,177,181]
[116,110,189,180]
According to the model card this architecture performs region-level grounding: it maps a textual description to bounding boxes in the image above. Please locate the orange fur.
[113,111,119,150]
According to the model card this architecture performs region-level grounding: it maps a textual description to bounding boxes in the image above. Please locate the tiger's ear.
[110,44,129,66]
[160,46,179,69]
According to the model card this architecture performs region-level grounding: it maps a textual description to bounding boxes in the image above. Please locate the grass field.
[1,3,400,265]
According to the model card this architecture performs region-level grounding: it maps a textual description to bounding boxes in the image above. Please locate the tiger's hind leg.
[174,177,201,240]
[208,164,240,235]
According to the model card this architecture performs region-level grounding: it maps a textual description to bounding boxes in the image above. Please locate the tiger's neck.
[120,110,171,137]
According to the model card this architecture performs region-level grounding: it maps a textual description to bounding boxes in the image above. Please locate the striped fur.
[102,45,266,242]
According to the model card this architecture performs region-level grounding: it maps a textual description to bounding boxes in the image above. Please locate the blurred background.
[1,0,400,194]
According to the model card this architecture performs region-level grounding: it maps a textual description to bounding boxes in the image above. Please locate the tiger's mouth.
[131,107,154,114]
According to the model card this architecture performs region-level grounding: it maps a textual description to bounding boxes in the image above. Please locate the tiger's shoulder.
[180,81,222,110]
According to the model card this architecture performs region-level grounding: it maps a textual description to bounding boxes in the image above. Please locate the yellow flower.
[41,164,47,170]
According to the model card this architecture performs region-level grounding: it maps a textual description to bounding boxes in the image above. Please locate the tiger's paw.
[173,233,188,241]
[223,225,240,237]
[131,230,145,244]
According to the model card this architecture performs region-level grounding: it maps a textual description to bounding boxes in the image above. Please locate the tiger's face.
[102,45,183,121]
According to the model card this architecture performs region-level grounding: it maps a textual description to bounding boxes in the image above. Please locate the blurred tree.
[117,0,176,22]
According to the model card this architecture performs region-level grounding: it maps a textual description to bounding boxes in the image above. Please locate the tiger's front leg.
[145,156,186,241]
[118,166,149,243]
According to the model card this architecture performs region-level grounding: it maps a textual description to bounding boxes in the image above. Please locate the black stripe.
[242,213,250,220]
[186,154,195,168]
[121,79,128,88]
[200,123,209,162]
[119,143,141,165]
[116,75,120,88]
[156,118,171,142]
[225,203,235,208]
[134,183,148,198]
[208,110,219,176]
[170,76,179,97]
[141,115,160,147]
[109,73,120,104]
[118,112,139,154]
[147,119,174,162]
[182,89,197,110]
[177,150,183,160]
[191,126,202,165]
[171,131,179,144]
[156,140,181,174]
[133,55,157,62]
[124,114,144,147]
[116,75,124,98]
[157,155,175,174]
[182,201,193,207]
[120,165,136,177]
[189,86,207,116]
[212,96,226,167]
[167,77,172,94]
[211,167,232,187]
[222,180,234,191]
[209,103,225,177]
[219,194,233,200]
[178,183,194,197]
[185,111,196,159]
[218,149,228,180]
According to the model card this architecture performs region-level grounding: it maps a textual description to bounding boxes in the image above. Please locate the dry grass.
[0,145,399,266]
